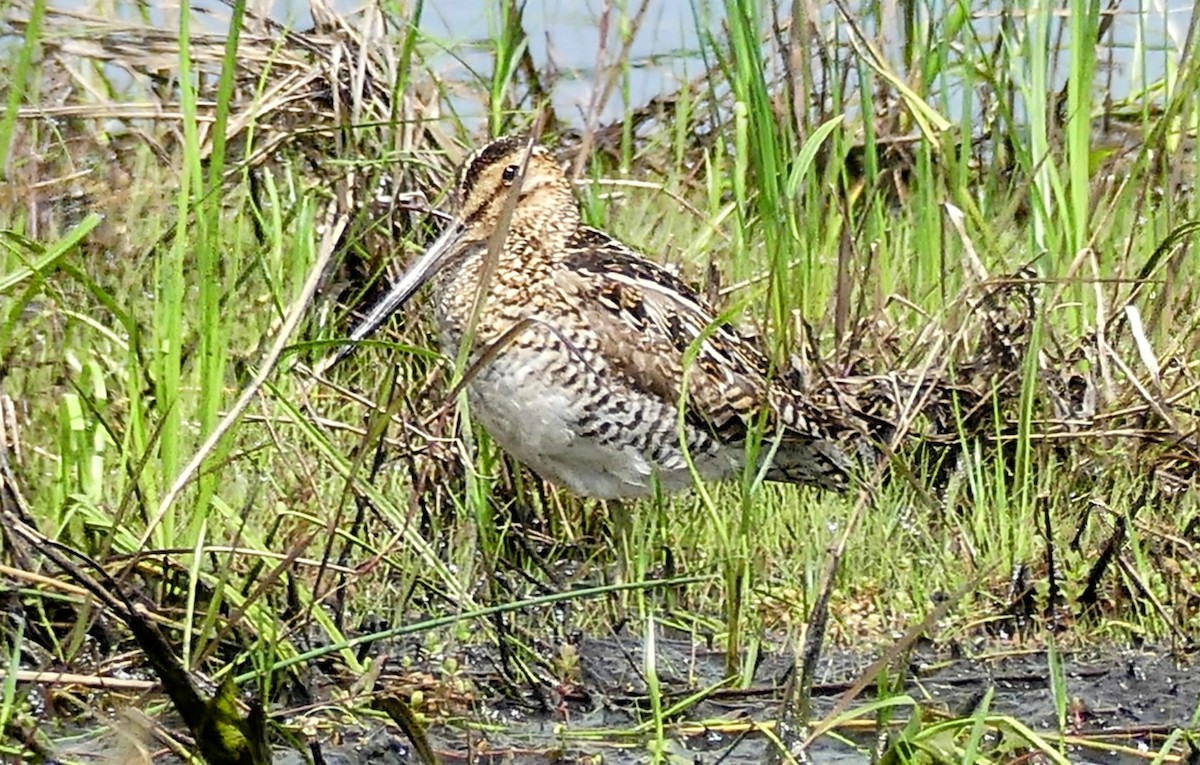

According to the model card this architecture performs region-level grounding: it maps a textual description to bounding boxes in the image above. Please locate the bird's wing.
[556,227,829,445]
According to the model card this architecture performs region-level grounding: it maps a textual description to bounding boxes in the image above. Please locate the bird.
[337,134,853,499]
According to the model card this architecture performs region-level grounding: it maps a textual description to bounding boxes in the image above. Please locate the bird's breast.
[434,315,738,498]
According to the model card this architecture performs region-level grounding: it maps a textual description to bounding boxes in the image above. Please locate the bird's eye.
[501,164,519,183]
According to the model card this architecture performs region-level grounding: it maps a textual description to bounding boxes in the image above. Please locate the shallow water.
[19,0,1194,129]
[39,639,1200,764]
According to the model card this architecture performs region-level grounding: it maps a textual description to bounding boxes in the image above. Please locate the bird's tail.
[759,435,853,491]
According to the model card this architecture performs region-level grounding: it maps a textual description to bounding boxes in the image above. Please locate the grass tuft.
[1,0,1198,761]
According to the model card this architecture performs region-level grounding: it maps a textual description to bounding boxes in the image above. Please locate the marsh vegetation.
[1,0,1199,762]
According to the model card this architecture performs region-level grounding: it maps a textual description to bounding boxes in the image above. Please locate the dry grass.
[2,0,1199,761]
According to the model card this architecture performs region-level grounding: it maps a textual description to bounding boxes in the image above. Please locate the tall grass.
[1,0,1199,760]
[0,0,43,175]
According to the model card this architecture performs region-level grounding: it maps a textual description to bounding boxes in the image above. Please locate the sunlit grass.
[1,0,1198,760]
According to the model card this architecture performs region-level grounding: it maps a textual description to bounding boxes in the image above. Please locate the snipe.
[339,135,852,499]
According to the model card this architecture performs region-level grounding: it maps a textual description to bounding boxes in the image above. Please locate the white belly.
[463,355,738,499]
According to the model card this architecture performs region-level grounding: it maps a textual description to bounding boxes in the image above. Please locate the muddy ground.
[40,636,1199,764]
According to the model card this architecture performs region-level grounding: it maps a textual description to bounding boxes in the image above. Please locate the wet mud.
[40,637,1199,764]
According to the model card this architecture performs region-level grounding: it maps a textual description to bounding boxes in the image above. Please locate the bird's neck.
[431,222,571,354]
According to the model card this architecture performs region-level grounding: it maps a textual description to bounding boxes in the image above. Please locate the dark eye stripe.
[458,135,527,200]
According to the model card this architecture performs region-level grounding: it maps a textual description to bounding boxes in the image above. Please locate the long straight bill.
[330,220,463,364]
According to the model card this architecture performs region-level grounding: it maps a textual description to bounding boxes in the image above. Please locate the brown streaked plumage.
[341,135,852,499]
